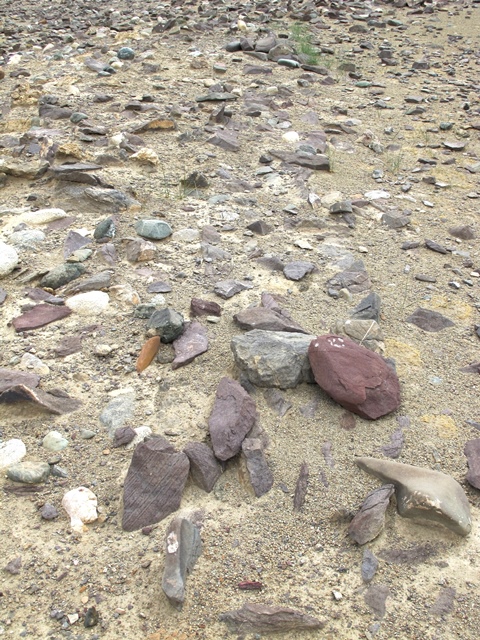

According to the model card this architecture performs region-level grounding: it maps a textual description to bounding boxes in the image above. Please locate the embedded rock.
[348,484,395,545]
[220,603,324,633]
[241,438,274,497]
[464,439,480,490]
[184,442,222,492]
[308,335,400,419]
[162,516,202,609]
[234,307,307,333]
[172,322,208,369]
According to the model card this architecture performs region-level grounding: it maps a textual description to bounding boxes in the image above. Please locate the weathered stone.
[348,484,394,545]
[4,557,22,575]
[332,318,384,353]
[190,298,222,317]
[364,584,390,619]
[0,369,40,393]
[7,461,50,484]
[147,308,185,343]
[0,439,27,469]
[42,430,68,452]
[63,231,91,259]
[234,307,306,333]
[293,461,309,511]
[330,200,353,214]
[113,426,136,448]
[406,308,455,332]
[263,389,292,417]
[0,242,19,277]
[135,219,172,240]
[308,335,401,419]
[162,516,202,609]
[85,187,140,212]
[327,269,371,295]
[94,217,116,242]
[283,261,316,281]
[40,503,59,520]
[122,436,190,532]
[54,335,82,357]
[351,292,381,323]
[172,322,208,369]
[131,118,176,133]
[214,280,253,299]
[269,149,330,171]
[208,377,257,461]
[232,330,315,389]
[39,263,86,290]
[0,158,49,179]
[99,393,135,437]
[219,603,324,633]
[62,486,98,533]
[63,271,111,296]
[0,384,81,414]
[425,239,448,254]
[125,238,157,262]
[464,439,480,490]
[361,549,379,583]
[381,429,404,458]
[356,457,472,536]
[241,438,273,497]
[184,442,222,492]
[66,291,109,315]
[449,225,475,240]
[208,130,239,152]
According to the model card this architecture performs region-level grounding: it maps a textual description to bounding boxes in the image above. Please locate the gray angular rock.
[122,436,190,532]
[125,238,157,262]
[356,457,472,536]
[219,603,324,633]
[208,377,257,461]
[364,584,390,619]
[361,549,379,583]
[184,442,222,492]
[241,438,274,497]
[85,187,140,212]
[351,292,381,323]
[7,461,51,484]
[99,393,135,437]
[348,484,394,545]
[231,330,315,389]
[135,219,172,240]
[162,516,202,609]
[63,271,112,296]
[283,261,316,281]
[214,280,253,299]
[147,308,185,343]
[327,269,371,295]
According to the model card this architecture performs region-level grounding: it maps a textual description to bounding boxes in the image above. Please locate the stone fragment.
[190,298,222,317]
[135,219,172,240]
[406,308,454,332]
[7,461,51,484]
[351,292,381,323]
[208,130,239,152]
[430,587,456,616]
[443,141,466,151]
[234,307,306,333]
[381,429,404,458]
[0,288,6,304]
[327,269,371,295]
[4,557,22,575]
[449,225,475,240]
[122,436,190,532]
[361,549,379,583]
[162,516,202,609]
[0,158,49,179]
[464,439,480,490]
[54,335,82,357]
[147,308,185,343]
[85,187,140,212]
[184,442,222,492]
[364,584,390,619]
[0,439,27,469]
[263,389,292,417]
[99,393,135,437]
[293,462,309,511]
[131,119,176,133]
[0,369,40,392]
[269,149,330,171]
[283,261,316,281]
[84,607,99,628]
[63,271,112,296]
[332,318,384,353]
[231,330,315,389]
[308,335,400,419]
[147,281,171,294]
[214,280,253,299]
[42,430,68,452]
[40,263,86,289]
[348,484,394,545]
[425,239,448,254]
[40,503,59,520]
[66,291,109,315]
[125,238,157,262]
[136,336,161,373]
[0,385,81,415]
[0,242,19,277]
[94,217,116,242]
[62,487,98,533]
[208,377,257,461]
[356,457,472,536]
[113,426,136,448]
[330,200,352,214]
[172,322,208,369]
[241,438,273,497]
[63,231,91,259]
[219,603,324,633]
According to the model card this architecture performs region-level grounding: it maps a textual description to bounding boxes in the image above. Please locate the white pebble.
[43,430,68,452]
[282,131,300,143]
[66,291,110,315]
[62,487,98,533]
[0,439,26,469]
[21,208,67,225]
[125,426,152,450]
[0,241,18,277]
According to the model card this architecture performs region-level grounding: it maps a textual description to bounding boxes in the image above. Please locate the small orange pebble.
[136,336,161,373]
[102,449,110,455]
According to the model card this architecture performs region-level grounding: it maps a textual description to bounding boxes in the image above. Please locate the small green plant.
[326,144,336,172]
[386,152,404,175]
[290,22,319,65]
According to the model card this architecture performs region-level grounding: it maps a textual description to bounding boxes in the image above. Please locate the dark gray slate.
[162,516,202,609]
[348,484,394,545]
[269,149,330,171]
[208,377,257,461]
[122,436,190,532]
[406,308,455,332]
[231,330,315,389]
[147,308,185,343]
[241,438,274,497]
[208,130,239,152]
[464,439,480,489]
[351,292,381,323]
[184,442,222,492]
[219,603,324,633]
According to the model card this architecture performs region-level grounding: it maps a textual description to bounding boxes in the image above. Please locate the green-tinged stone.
[135,219,172,240]
[7,461,51,484]
[40,263,86,289]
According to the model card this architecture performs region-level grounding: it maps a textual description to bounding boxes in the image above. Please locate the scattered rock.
[293,461,309,511]
[0,439,27,469]
[361,549,379,583]
[364,584,390,619]
[147,308,185,343]
[214,280,253,299]
[332,318,384,353]
[7,461,51,484]
[241,438,274,497]
[348,484,394,545]
[234,306,306,333]
[66,291,109,315]
[4,556,22,575]
[219,603,325,633]
[162,515,202,609]
[172,322,208,369]
[136,336,161,373]
[39,263,86,289]
[406,308,455,332]
[42,430,68,452]
[40,503,59,520]
[283,261,316,281]
[62,486,98,533]
[351,292,381,323]
[135,219,172,240]
[0,385,81,415]
[0,242,19,277]
[184,442,222,492]
[464,439,480,490]
[190,298,222,317]
[0,369,40,392]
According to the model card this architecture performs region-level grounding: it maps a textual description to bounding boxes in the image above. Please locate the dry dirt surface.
[1,0,480,639]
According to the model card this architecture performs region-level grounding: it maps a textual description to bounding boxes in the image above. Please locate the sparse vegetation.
[290,22,320,65]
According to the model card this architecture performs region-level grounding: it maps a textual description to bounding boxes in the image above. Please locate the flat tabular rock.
[162,516,202,609]
[361,549,379,583]
[356,457,472,536]
[190,298,222,317]
[234,307,306,333]
[219,602,325,633]
[308,335,400,419]
[241,438,274,497]
[7,461,50,484]
[122,436,190,532]
[283,261,316,281]
[0,158,49,179]
[172,322,208,369]
[184,442,222,492]
[348,484,395,545]
[85,187,140,212]
[0,369,39,392]
[231,330,315,389]
[327,269,371,295]
[208,377,257,461]
[40,263,86,290]
[63,271,112,296]
[406,308,455,332]
[214,280,253,299]
[208,130,239,152]
[464,439,480,489]
[269,149,330,171]
[0,385,81,415]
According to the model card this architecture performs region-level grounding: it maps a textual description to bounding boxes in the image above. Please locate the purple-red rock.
[234,306,306,333]
[308,335,401,419]
[293,461,309,511]
[184,442,222,492]
[0,385,81,415]
[241,438,273,497]
[122,436,190,532]
[113,426,136,448]
[190,298,222,317]
[208,377,257,461]
[0,368,40,393]
[12,304,72,332]
[219,603,324,633]
[348,484,394,545]
[464,439,480,490]
[53,335,83,357]
[406,307,454,332]
[172,322,208,370]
